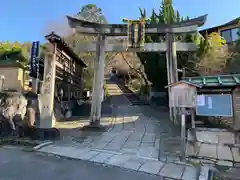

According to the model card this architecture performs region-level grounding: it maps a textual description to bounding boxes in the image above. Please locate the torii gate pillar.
[90,35,106,127]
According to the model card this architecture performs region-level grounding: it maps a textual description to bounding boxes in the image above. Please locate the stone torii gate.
[66,14,207,127]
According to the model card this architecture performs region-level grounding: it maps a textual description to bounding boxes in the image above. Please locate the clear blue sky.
[1,0,240,43]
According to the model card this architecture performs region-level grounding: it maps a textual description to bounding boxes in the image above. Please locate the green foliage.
[0,41,29,66]
[68,4,117,91]
[137,0,206,90]
[77,4,107,24]
[192,32,232,75]
[138,0,181,91]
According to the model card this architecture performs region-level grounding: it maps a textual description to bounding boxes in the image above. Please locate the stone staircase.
[106,81,148,106]
[106,83,124,96]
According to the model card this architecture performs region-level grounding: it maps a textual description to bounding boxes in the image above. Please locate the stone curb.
[35,144,211,180]
[33,141,53,150]
[0,138,40,147]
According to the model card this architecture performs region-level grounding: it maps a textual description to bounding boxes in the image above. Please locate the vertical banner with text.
[29,41,40,78]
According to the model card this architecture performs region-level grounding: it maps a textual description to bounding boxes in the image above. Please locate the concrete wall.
[0,67,25,92]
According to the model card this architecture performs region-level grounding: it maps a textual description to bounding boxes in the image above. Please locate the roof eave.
[45,32,87,68]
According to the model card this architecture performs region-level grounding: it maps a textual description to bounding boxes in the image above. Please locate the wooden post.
[191,108,196,128]
[38,43,57,128]
[181,107,186,162]
[90,34,105,127]
[67,82,71,101]
[0,75,5,91]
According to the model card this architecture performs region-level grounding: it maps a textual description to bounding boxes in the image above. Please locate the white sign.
[207,97,213,109]
[197,95,205,106]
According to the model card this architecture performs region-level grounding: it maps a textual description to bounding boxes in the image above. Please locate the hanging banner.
[29,41,40,78]
[123,18,145,50]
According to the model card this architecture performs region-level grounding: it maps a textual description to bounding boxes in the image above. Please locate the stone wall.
[232,88,240,131]
[187,128,240,167]
[0,67,24,92]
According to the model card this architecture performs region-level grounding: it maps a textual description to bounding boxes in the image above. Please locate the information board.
[196,94,233,117]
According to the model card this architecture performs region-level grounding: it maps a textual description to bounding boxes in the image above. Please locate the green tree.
[193,32,232,75]
[0,41,28,66]
[65,4,118,90]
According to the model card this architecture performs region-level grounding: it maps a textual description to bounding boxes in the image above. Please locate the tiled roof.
[183,74,240,88]
[45,32,87,67]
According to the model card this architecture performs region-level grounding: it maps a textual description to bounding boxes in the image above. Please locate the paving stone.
[128,132,144,141]
[134,123,145,131]
[106,154,132,166]
[181,166,197,180]
[104,142,122,151]
[111,135,128,143]
[216,160,233,167]
[91,142,109,149]
[232,147,240,162]
[110,125,123,132]
[121,148,138,154]
[123,159,143,170]
[139,160,165,174]
[78,151,99,160]
[123,123,135,130]
[142,133,156,143]
[198,143,217,159]
[196,131,218,144]
[121,130,133,137]
[158,163,185,179]
[145,126,156,133]
[218,132,235,144]
[42,146,88,158]
[139,142,155,147]
[123,141,141,149]
[90,152,114,163]
[99,133,117,142]
[217,145,233,161]
[137,147,158,159]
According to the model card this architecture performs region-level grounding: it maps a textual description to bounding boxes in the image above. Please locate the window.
[231,28,239,41]
[221,29,231,43]
[220,28,240,43]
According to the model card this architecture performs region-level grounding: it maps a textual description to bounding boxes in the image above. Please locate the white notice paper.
[197,95,205,106]
[207,97,213,109]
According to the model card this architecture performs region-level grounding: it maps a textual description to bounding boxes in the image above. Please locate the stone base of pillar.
[90,119,100,127]
[80,120,106,132]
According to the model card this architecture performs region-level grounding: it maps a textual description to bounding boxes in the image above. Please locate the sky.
[1,0,240,43]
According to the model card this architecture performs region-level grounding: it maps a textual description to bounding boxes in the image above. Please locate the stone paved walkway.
[36,143,204,180]
[56,94,182,162]
[36,93,211,179]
